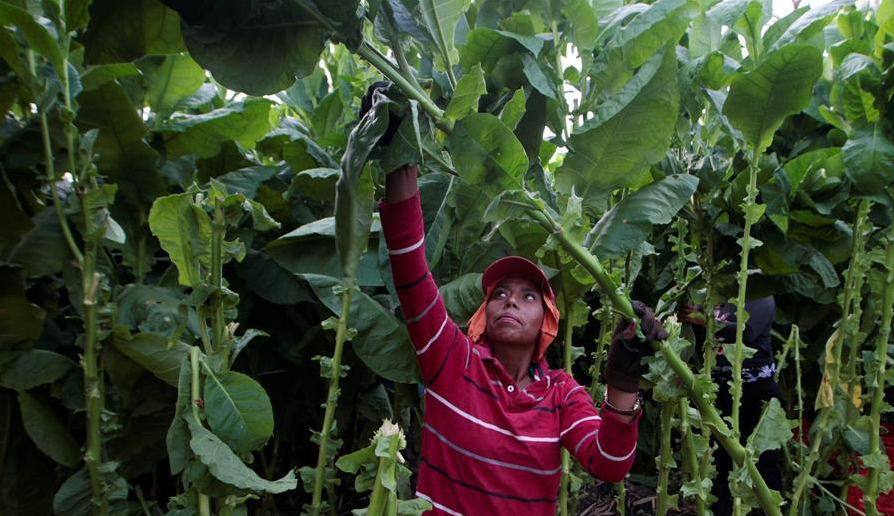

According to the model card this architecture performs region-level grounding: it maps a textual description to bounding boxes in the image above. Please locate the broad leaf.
[420,0,473,65]
[722,45,823,152]
[186,417,297,493]
[166,357,192,475]
[82,0,185,64]
[0,266,46,341]
[304,274,421,384]
[0,3,64,76]
[445,64,486,120]
[172,0,326,95]
[18,391,80,467]
[768,0,853,52]
[214,166,281,199]
[841,125,894,194]
[9,210,73,279]
[110,330,191,387]
[587,174,699,259]
[746,398,798,456]
[159,98,273,159]
[446,113,528,196]
[140,53,206,117]
[235,250,315,305]
[557,48,679,214]
[439,273,483,324]
[0,350,77,391]
[148,193,212,288]
[203,368,274,453]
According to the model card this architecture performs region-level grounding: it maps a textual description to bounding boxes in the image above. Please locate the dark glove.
[359,81,402,147]
[604,301,668,393]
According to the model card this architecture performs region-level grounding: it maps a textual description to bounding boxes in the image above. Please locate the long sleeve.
[379,193,464,386]
[558,380,639,483]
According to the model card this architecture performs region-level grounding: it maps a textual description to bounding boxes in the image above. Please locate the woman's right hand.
[678,303,706,327]
[385,164,418,203]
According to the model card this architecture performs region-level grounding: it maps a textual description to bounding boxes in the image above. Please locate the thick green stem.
[558,289,574,516]
[615,482,627,516]
[211,199,227,361]
[189,347,211,516]
[864,220,894,516]
[789,200,872,516]
[680,399,708,516]
[368,434,402,516]
[309,285,353,516]
[657,402,675,516]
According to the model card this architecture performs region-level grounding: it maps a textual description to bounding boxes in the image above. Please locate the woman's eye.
[525,294,537,301]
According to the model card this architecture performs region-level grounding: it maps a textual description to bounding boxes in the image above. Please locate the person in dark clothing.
[680,296,783,516]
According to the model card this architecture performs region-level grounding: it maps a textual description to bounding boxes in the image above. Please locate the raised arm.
[380,165,464,385]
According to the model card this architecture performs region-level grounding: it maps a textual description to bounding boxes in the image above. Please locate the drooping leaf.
[53,467,127,516]
[17,391,80,468]
[9,210,73,279]
[235,250,314,305]
[0,266,46,341]
[148,193,212,288]
[109,329,191,387]
[841,125,894,194]
[746,398,798,456]
[439,273,483,324]
[166,357,192,475]
[140,53,206,117]
[159,98,273,159]
[557,48,679,214]
[257,128,338,172]
[288,167,340,201]
[499,88,527,130]
[336,89,389,280]
[446,113,528,196]
[565,0,600,55]
[722,45,823,152]
[186,417,297,494]
[587,174,699,259]
[214,166,281,199]
[768,0,853,52]
[0,350,77,391]
[82,0,186,64]
[459,27,543,73]
[0,3,64,76]
[303,274,420,384]
[168,0,326,95]
[203,368,274,453]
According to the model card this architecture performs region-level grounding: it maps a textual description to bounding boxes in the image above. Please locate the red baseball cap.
[481,256,555,302]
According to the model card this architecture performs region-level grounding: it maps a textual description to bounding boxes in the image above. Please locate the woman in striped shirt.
[379,159,667,516]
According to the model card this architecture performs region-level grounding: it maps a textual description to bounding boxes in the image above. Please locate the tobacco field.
[1,0,893,514]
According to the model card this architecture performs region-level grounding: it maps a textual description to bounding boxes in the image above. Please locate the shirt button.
[507,385,515,393]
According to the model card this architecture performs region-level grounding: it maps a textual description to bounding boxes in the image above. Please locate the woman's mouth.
[497,314,521,325]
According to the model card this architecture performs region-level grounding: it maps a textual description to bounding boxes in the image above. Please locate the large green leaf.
[109,329,191,387]
[841,125,894,194]
[202,368,274,453]
[214,166,281,199]
[304,274,421,384]
[0,350,77,391]
[336,90,389,280]
[586,174,699,259]
[767,0,853,52]
[445,63,486,120]
[0,402,55,516]
[459,27,543,72]
[439,273,483,325]
[186,417,297,494]
[81,0,186,64]
[746,398,798,456]
[446,113,528,196]
[722,45,823,152]
[77,81,166,211]
[159,98,273,159]
[9,210,73,279]
[0,266,45,341]
[257,128,338,173]
[557,48,679,214]
[171,0,326,95]
[140,53,206,117]
[235,250,314,305]
[0,3,64,76]
[420,0,471,65]
[17,391,80,468]
[148,192,212,288]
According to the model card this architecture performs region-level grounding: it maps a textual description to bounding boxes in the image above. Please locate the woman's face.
[484,276,545,347]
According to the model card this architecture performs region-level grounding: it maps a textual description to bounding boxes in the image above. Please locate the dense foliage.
[1,0,893,515]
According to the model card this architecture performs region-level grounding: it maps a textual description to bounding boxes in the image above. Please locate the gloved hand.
[359,81,402,147]
[604,301,668,393]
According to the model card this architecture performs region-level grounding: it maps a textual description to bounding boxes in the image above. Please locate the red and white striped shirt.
[380,192,639,516]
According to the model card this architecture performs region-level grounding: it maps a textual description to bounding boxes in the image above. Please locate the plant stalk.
[190,347,211,516]
[309,284,353,516]
[211,199,227,361]
[657,401,675,516]
[558,286,575,516]
[789,199,872,516]
[526,206,783,516]
[368,433,402,516]
[680,399,708,515]
[864,218,894,516]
